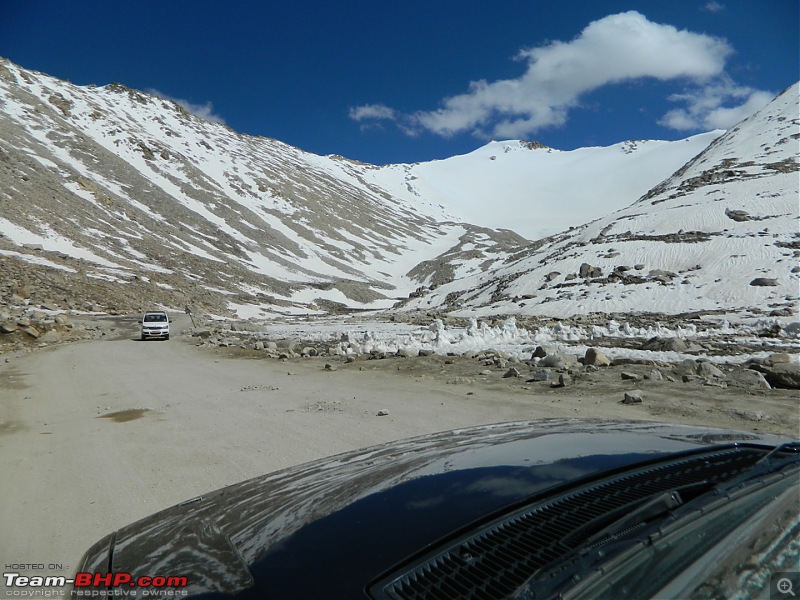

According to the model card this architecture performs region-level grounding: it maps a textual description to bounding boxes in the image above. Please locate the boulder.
[531,346,548,359]
[528,368,553,382]
[20,325,41,339]
[695,361,724,379]
[622,390,643,404]
[38,330,60,343]
[584,348,612,366]
[641,336,688,353]
[726,369,771,390]
[725,208,751,222]
[0,322,18,334]
[644,369,663,381]
[762,363,800,390]
[539,352,577,369]
[749,278,779,287]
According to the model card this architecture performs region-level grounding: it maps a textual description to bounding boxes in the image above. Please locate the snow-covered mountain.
[363,133,721,240]
[400,83,799,320]
[0,57,796,322]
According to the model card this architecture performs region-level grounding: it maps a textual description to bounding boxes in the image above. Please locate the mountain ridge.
[0,57,796,323]
[398,82,799,320]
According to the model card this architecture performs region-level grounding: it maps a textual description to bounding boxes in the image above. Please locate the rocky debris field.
[205,341,799,436]
[2,299,798,436]
[173,314,799,436]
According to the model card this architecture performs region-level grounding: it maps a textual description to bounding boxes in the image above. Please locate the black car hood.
[77,419,789,598]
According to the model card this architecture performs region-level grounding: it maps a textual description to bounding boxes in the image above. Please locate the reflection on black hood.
[249,454,652,599]
[77,419,791,598]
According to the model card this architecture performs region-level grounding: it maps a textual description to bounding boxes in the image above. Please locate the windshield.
[144,314,167,322]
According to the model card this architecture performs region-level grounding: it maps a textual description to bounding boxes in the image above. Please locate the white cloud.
[147,89,226,124]
[659,81,774,130]
[351,11,771,139]
[703,2,726,13]
[349,103,396,121]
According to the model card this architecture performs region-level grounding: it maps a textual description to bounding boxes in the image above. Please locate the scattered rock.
[725,208,752,222]
[766,353,792,364]
[37,330,60,343]
[620,371,641,381]
[20,326,41,339]
[503,367,521,378]
[645,369,663,381]
[579,263,603,278]
[530,346,548,359]
[528,368,553,382]
[750,278,779,287]
[622,390,643,404]
[695,361,725,379]
[323,363,337,371]
[757,324,782,338]
[641,337,688,353]
[376,409,389,416]
[1,322,18,334]
[539,352,577,369]
[550,374,571,388]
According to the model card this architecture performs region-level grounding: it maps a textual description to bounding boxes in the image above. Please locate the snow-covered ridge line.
[398,82,799,320]
[0,57,796,324]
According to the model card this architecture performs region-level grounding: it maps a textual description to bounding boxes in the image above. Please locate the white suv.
[139,311,171,341]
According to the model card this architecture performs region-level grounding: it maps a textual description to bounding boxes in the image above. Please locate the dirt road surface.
[1,314,797,591]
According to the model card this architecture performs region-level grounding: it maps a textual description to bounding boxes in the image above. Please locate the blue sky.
[1,1,797,165]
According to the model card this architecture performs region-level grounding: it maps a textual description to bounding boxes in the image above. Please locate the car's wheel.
[165,334,170,340]
[141,334,146,341]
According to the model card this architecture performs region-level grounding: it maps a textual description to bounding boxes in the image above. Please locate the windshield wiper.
[715,441,800,494]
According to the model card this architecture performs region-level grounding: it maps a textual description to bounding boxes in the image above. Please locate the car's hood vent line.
[369,445,769,600]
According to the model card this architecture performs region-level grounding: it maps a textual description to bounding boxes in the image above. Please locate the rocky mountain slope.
[0,58,722,319]
[400,83,799,321]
